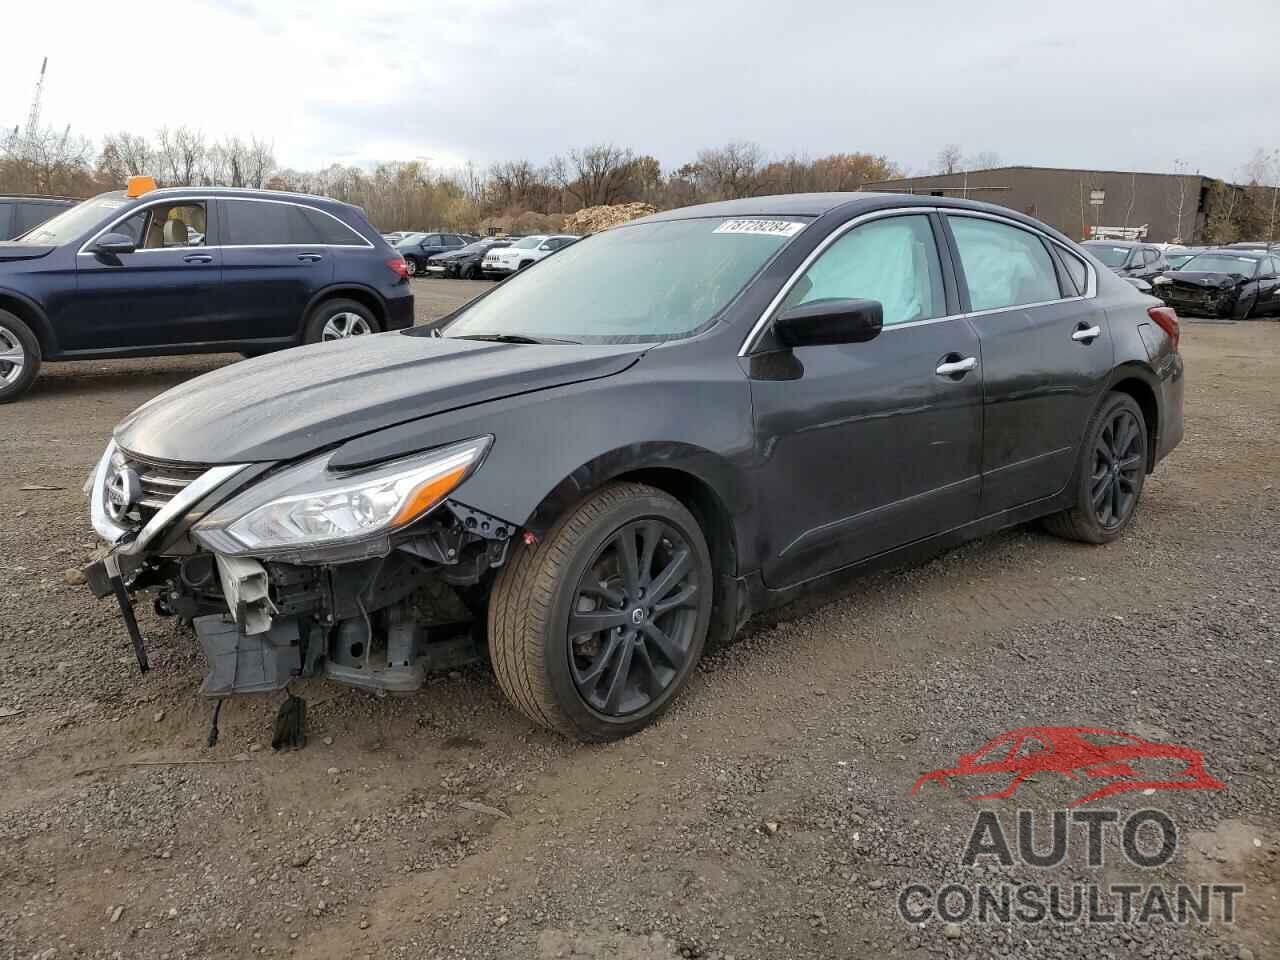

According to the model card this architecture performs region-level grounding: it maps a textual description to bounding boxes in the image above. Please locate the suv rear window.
[222,199,363,246]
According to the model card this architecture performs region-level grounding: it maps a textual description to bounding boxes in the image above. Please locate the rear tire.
[488,482,714,742]
[1042,392,1148,544]
[302,299,381,344]
[0,310,41,403]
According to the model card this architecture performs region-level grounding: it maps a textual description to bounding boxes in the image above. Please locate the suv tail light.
[386,257,409,281]
[1147,306,1179,352]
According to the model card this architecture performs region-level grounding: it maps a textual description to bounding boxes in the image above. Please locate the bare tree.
[936,144,963,175]
[1166,159,1196,243]
[550,144,638,208]
[156,126,207,186]
[694,141,764,200]
[1122,171,1137,231]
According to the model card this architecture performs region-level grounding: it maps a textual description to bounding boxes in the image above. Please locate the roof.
[144,185,345,205]
[632,192,1079,245]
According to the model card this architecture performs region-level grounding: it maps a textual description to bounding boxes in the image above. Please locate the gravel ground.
[0,289,1277,960]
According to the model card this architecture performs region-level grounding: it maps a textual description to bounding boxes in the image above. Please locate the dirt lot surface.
[1,286,1277,960]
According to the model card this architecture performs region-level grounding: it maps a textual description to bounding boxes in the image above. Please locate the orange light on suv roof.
[126,176,157,198]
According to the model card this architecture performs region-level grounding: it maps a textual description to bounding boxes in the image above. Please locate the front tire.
[302,299,381,344]
[489,482,714,741]
[0,310,41,403]
[1042,392,1148,544]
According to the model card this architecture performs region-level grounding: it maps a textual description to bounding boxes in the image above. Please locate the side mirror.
[93,233,137,255]
[774,298,883,348]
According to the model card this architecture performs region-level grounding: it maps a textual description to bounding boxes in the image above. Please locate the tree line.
[1,121,1275,241]
[0,125,900,232]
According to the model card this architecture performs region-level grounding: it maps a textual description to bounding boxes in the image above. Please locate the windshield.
[461,240,497,253]
[1087,244,1132,268]
[1166,253,1195,268]
[16,195,126,245]
[443,216,808,344]
[511,236,545,249]
[1179,254,1259,276]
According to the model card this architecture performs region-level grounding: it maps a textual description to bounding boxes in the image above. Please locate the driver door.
[66,200,224,351]
[747,212,984,589]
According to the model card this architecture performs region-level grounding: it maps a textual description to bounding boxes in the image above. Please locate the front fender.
[328,359,758,567]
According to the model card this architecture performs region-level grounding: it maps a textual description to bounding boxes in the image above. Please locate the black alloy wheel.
[488,482,715,741]
[567,518,702,717]
[1090,408,1143,529]
[1043,391,1147,544]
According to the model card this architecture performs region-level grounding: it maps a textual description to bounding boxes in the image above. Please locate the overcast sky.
[2,0,1275,181]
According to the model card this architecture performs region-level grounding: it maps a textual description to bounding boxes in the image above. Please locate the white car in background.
[481,234,579,278]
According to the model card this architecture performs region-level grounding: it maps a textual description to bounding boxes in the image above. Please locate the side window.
[780,214,946,326]
[1058,247,1089,295]
[139,203,207,249]
[0,202,13,239]
[224,200,335,246]
[112,210,148,246]
[298,206,364,246]
[949,217,1062,311]
[1142,249,1159,265]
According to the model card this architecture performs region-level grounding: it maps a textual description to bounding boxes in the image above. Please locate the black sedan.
[83,193,1183,743]
[424,238,512,279]
[1081,240,1169,282]
[397,232,470,276]
[1153,250,1280,319]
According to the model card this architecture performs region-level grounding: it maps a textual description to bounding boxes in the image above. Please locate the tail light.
[386,257,409,281]
[1148,306,1179,352]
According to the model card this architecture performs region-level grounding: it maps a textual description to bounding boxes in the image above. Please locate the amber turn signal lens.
[389,465,469,528]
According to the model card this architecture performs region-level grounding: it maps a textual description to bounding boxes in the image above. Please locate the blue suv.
[0,184,414,402]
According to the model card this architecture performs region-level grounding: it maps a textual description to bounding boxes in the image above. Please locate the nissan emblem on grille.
[105,465,142,522]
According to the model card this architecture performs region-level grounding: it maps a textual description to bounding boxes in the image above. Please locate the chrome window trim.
[77,194,372,255]
[738,206,1098,356]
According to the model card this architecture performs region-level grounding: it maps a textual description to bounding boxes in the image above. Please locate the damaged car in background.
[1153,249,1280,319]
[84,193,1183,744]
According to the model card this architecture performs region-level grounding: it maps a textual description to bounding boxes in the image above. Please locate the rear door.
[218,198,337,341]
[942,213,1113,515]
[749,211,984,589]
[67,199,225,351]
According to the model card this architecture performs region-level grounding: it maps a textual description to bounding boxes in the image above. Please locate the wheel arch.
[522,446,743,581]
[0,288,56,356]
[301,284,389,335]
[1105,364,1160,473]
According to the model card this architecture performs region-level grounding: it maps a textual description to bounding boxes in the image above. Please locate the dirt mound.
[562,202,657,235]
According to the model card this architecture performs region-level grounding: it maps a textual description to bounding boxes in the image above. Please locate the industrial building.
[862,166,1227,243]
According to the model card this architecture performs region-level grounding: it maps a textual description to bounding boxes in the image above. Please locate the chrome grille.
[117,451,207,525]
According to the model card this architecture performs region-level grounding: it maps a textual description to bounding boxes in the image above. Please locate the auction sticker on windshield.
[713,219,807,237]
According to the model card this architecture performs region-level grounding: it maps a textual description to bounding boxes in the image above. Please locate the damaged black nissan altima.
[83,194,1184,742]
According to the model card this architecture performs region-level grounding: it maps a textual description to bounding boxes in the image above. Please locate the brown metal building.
[862,166,1224,243]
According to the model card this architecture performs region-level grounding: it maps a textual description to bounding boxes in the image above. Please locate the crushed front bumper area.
[85,502,517,699]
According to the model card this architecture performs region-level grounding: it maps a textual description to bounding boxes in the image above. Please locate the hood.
[0,243,56,262]
[1161,270,1247,288]
[115,332,643,464]
[429,250,464,261]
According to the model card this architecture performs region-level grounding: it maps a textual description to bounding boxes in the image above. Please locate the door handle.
[1072,324,1102,342]
[296,253,324,263]
[183,254,213,264]
[935,356,977,377]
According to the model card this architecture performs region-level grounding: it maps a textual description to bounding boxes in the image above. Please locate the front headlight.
[193,436,491,558]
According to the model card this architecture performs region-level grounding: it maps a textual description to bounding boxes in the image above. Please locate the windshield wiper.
[453,333,580,345]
